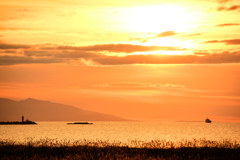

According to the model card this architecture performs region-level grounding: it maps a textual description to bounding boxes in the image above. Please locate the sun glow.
[132,50,186,56]
[124,5,195,33]
[139,38,193,55]
[145,37,193,48]
[122,5,196,54]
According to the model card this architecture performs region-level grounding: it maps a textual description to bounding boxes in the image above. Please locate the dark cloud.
[217,5,240,11]
[0,42,186,53]
[24,50,100,58]
[51,51,100,58]
[1,51,240,66]
[43,43,185,53]
[228,5,240,10]
[0,43,31,49]
[223,39,240,45]
[24,50,53,57]
[0,50,17,54]
[203,39,240,45]
[1,42,240,65]
[92,51,240,65]
[0,55,64,65]
[215,23,240,27]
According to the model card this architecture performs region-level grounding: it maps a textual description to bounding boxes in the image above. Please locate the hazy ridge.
[0,98,129,121]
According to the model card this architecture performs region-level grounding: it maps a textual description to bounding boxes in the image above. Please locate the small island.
[67,122,93,125]
[0,116,37,125]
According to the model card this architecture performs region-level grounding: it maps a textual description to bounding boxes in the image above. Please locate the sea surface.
[0,121,239,144]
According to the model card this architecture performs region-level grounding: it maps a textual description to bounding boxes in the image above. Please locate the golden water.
[1,121,239,143]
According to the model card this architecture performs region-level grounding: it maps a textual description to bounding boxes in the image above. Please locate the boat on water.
[205,118,212,123]
[67,122,93,125]
[0,116,37,125]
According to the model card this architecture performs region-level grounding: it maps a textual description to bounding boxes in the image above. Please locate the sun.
[119,5,196,53]
[124,5,195,33]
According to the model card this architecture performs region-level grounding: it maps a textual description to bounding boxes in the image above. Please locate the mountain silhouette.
[0,98,129,121]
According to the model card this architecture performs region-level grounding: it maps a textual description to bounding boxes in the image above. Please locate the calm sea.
[0,121,239,144]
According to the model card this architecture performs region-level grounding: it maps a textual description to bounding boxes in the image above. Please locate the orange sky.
[0,0,240,122]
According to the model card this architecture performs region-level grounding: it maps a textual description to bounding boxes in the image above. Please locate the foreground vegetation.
[0,138,239,160]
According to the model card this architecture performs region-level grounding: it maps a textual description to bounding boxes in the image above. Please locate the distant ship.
[205,118,212,123]
[0,116,37,125]
[67,122,93,125]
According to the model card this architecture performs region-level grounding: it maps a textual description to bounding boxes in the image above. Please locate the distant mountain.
[0,98,130,121]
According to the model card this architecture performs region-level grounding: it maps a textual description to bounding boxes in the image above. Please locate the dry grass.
[0,138,239,160]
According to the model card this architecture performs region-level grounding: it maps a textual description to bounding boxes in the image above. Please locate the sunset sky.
[1,0,240,122]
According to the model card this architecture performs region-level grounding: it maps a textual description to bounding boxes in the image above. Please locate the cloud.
[92,82,185,88]
[215,23,240,27]
[92,51,240,65]
[23,50,100,58]
[0,42,185,54]
[0,50,17,54]
[1,42,240,65]
[193,51,210,56]
[217,0,231,3]
[1,51,240,65]
[155,31,178,38]
[203,39,240,45]
[180,33,204,37]
[227,5,240,10]
[22,43,186,53]
[217,5,240,11]
[77,44,184,52]
[0,42,184,66]
[130,31,203,43]
[0,43,31,49]
[0,55,64,65]
[130,31,178,43]
[129,37,149,43]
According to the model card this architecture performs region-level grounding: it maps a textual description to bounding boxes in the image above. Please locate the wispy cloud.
[129,31,178,43]
[130,31,204,43]
[155,31,178,38]
[215,23,240,27]
[92,82,185,88]
[216,0,231,3]
[203,39,240,45]
[217,5,240,11]
[180,33,204,37]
